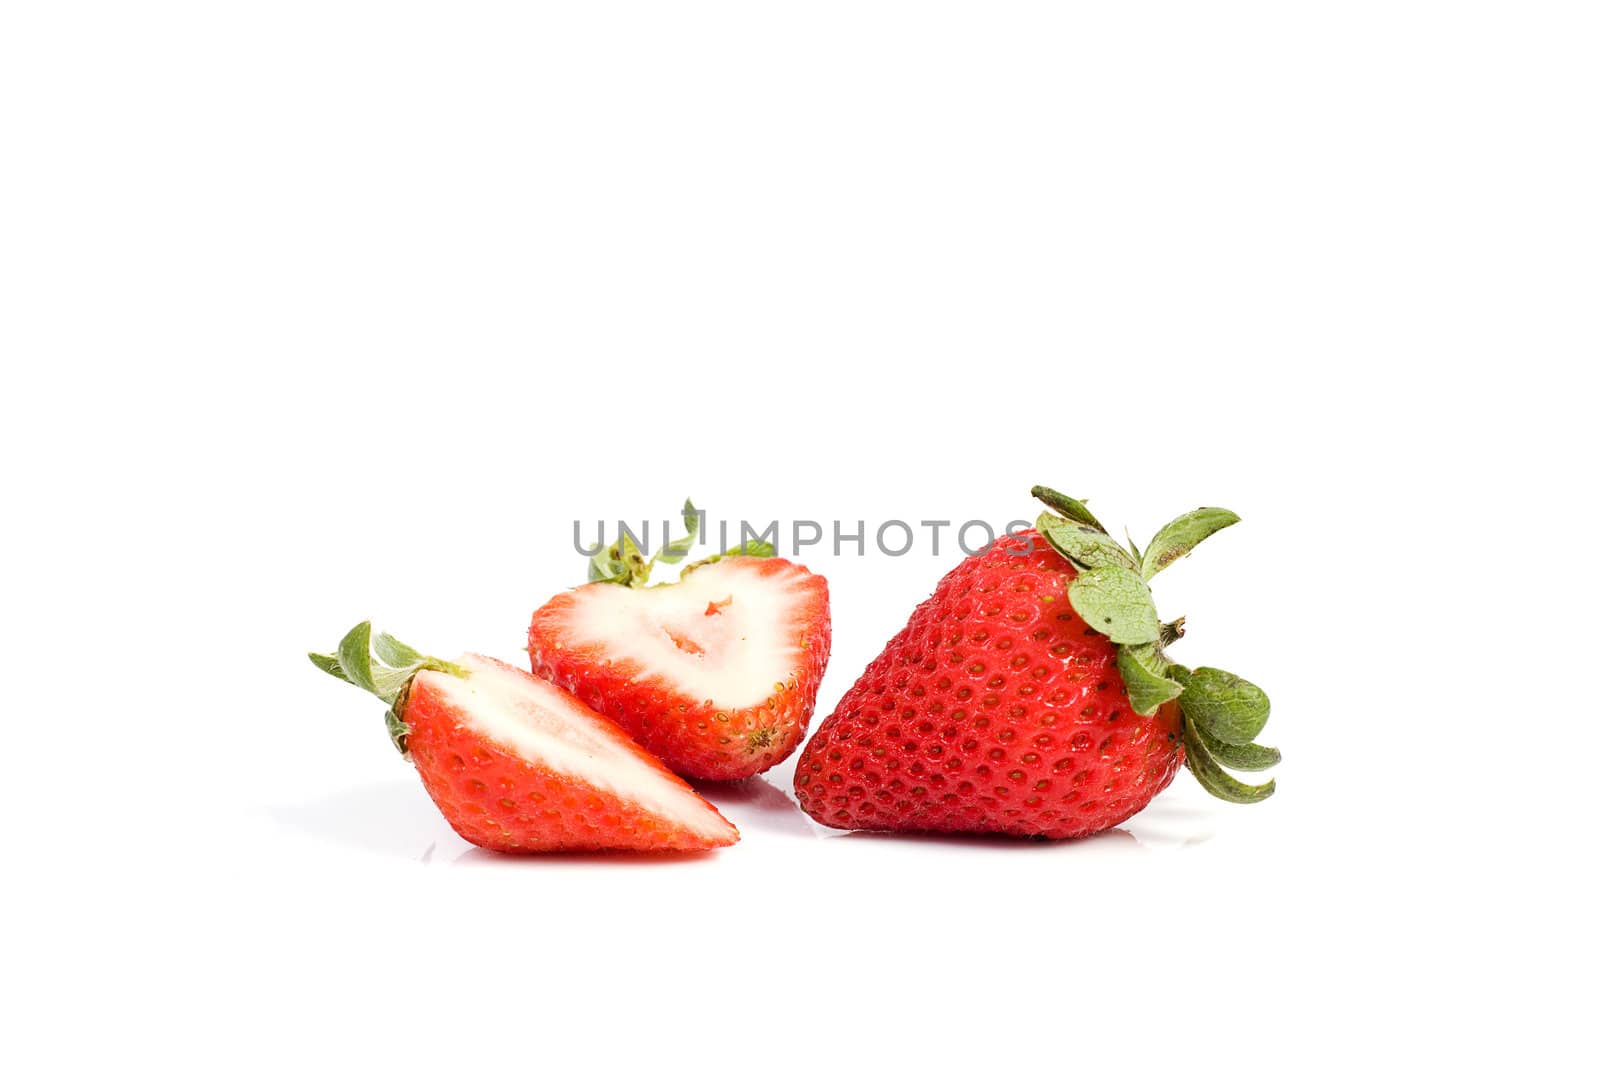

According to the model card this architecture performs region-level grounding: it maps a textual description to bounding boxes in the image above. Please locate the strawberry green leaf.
[1191,723,1281,771]
[1184,718,1275,803]
[652,498,702,566]
[1139,507,1240,581]
[337,621,377,693]
[326,620,432,702]
[1175,666,1270,745]
[384,706,412,757]
[589,525,655,586]
[1066,566,1160,645]
[308,651,353,687]
[368,664,415,704]
[374,632,423,669]
[1038,512,1139,573]
[1117,643,1184,716]
[587,546,627,584]
[1030,486,1107,532]
[618,527,651,584]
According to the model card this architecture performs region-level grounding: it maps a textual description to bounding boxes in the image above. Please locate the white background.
[3,3,1595,1063]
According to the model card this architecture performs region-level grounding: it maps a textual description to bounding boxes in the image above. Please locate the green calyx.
[308,621,464,757]
[585,497,775,587]
[1030,485,1277,805]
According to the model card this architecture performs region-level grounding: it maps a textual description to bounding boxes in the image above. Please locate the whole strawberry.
[310,623,738,852]
[794,486,1278,839]
[529,499,831,781]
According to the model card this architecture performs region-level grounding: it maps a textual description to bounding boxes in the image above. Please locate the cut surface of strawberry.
[548,558,820,706]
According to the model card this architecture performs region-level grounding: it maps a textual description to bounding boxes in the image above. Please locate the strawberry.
[309,622,738,852]
[528,501,831,780]
[794,486,1278,839]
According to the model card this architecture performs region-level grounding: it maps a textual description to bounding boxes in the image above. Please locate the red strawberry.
[529,505,830,780]
[795,486,1278,839]
[310,623,738,852]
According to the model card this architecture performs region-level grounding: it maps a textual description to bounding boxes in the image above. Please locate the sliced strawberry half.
[311,624,738,852]
[530,553,831,781]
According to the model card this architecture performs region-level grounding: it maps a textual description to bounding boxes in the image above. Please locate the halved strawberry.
[310,623,738,852]
[529,508,830,780]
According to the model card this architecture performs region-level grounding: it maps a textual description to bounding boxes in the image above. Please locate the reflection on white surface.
[1121,797,1220,849]
[821,823,1148,851]
[693,774,820,839]
[452,845,719,867]
[268,778,469,861]
[268,770,1218,860]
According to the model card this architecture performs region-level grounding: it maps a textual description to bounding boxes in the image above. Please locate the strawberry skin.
[795,530,1184,838]
[529,555,831,780]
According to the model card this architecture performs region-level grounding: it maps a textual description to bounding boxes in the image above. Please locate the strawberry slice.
[310,624,738,852]
[530,553,831,781]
